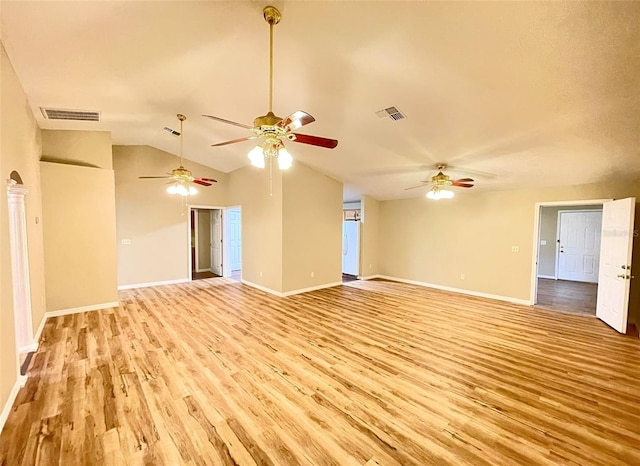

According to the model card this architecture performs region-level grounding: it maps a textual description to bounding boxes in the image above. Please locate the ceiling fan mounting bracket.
[177,114,186,122]
[254,111,283,128]
[263,6,282,25]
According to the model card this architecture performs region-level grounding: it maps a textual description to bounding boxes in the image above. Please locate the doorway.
[189,206,223,281]
[534,203,604,315]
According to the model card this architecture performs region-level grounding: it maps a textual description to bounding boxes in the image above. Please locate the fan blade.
[453,177,474,183]
[278,111,315,130]
[291,133,338,149]
[404,184,430,190]
[193,179,213,187]
[211,136,258,147]
[451,181,474,188]
[202,114,253,130]
[139,176,172,179]
[198,178,218,183]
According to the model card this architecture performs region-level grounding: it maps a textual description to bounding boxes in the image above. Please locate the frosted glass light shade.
[277,148,293,170]
[248,146,265,168]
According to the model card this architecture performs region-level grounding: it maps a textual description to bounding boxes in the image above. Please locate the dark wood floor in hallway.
[1,278,639,465]
[536,278,597,315]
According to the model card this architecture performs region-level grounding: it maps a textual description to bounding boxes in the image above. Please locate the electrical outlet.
[511,246,520,253]
[369,263,372,269]
[259,271,263,278]
[120,239,131,245]
[311,272,315,278]
[460,274,465,280]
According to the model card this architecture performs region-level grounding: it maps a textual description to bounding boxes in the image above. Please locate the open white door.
[596,197,635,333]
[211,210,222,276]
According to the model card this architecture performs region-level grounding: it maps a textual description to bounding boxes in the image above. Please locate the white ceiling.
[2,1,639,202]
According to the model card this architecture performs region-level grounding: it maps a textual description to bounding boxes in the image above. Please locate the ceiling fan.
[405,164,474,200]
[139,114,217,196]
[203,5,338,171]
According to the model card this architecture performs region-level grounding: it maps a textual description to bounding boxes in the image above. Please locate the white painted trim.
[281,281,342,297]
[33,315,46,347]
[18,342,38,354]
[377,275,532,306]
[118,278,189,290]
[196,268,210,273]
[537,275,557,280]
[241,279,343,297]
[359,274,381,280]
[45,301,120,318]
[0,374,28,436]
[241,279,283,297]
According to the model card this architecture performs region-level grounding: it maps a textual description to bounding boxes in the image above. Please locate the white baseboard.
[31,315,47,350]
[537,275,556,280]
[0,374,27,436]
[46,301,120,318]
[241,280,342,297]
[197,268,210,273]
[358,274,381,280]
[118,278,189,290]
[18,342,38,354]
[241,279,282,297]
[281,281,342,297]
[377,275,532,306]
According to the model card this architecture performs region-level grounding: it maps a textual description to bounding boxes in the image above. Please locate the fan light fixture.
[426,186,455,200]
[167,114,197,197]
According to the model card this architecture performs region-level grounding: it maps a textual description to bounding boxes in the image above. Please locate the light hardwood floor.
[2,278,640,465]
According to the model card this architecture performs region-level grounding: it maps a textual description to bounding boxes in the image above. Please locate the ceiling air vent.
[40,107,101,122]
[375,106,406,121]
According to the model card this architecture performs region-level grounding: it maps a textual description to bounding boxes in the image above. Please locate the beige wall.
[360,195,380,278]
[227,164,283,291]
[379,181,640,310]
[196,209,211,271]
[41,130,113,169]
[40,162,118,311]
[282,162,343,292]
[1,44,47,412]
[113,145,227,287]
[538,204,602,277]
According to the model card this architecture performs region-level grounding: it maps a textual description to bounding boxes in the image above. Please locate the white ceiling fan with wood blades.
[203,5,338,171]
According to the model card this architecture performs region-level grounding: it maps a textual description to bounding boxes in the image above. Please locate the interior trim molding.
[377,275,532,306]
[0,374,27,436]
[359,274,381,280]
[118,278,189,290]
[45,301,120,318]
[241,280,343,297]
[537,274,557,280]
[241,279,282,297]
[281,281,342,297]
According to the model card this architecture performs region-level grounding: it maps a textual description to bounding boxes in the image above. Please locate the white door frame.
[223,206,241,278]
[187,204,225,280]
[530,199,611,305]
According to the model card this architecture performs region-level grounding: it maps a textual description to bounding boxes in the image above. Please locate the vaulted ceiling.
[2,1,639,201]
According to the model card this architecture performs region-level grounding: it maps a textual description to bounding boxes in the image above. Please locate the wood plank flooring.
[536,278,597,315]
[2,278,640,465]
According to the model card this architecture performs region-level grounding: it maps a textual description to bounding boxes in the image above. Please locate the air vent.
[40,107,100,121]
[375,106,406,121]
